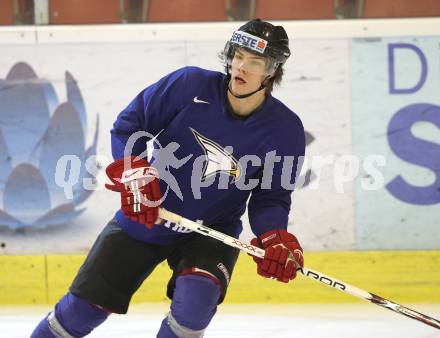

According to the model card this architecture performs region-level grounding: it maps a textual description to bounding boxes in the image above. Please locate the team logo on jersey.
[191,128,241,181]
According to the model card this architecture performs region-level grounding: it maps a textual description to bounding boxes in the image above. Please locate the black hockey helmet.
[223,19,291,75]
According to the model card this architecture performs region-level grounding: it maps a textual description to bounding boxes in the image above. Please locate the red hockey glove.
[105,156,162,229]
[250,229,304,283]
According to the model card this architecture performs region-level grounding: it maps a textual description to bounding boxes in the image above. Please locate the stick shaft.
[158,208,440,330]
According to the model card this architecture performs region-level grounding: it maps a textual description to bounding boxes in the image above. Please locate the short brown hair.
[264,64,284,95]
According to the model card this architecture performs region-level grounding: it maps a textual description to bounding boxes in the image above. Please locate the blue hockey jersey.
[111,66,305,244]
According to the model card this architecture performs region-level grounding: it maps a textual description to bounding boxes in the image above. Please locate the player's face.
[229,48,268,94]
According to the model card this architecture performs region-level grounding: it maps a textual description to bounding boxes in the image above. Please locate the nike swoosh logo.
[193,96,210,104]
[121,167,148,183]
[124,169,141,178]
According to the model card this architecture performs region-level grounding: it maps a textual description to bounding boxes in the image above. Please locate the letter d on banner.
[388,43,427,94]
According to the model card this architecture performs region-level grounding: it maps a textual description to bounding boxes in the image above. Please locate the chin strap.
[227,74,271,99]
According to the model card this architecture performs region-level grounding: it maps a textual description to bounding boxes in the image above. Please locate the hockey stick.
[158,208,440,330]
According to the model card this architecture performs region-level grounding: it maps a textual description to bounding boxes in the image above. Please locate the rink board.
[1,251,439,305]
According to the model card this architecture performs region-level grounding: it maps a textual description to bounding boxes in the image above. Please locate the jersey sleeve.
[110,67,189,160]
[248,115,305,237]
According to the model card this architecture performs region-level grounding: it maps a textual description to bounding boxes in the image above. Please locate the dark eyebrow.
[235,49,264,60]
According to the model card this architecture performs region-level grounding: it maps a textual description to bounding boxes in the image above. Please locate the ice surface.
[2,304,440,338]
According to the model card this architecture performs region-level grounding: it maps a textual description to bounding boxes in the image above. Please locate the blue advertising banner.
[352,36,440,249]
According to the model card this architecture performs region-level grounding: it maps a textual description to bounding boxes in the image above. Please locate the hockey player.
[31,19,305,338]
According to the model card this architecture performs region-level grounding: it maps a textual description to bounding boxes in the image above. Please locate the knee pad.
[170,274,221,332]
[51,292,109,337]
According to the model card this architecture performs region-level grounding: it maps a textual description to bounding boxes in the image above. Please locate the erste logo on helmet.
[230,31,267,54]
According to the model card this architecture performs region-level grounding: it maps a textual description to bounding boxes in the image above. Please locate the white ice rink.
[2,304,440,338]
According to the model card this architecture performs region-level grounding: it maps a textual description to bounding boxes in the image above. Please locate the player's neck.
[227,90,266,117]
